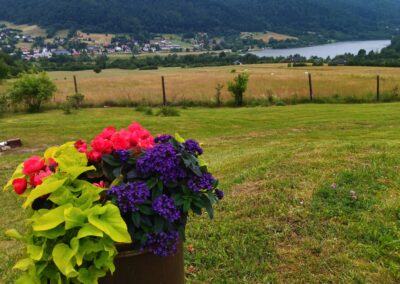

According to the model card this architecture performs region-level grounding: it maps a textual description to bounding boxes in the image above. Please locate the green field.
[1,104,400,283]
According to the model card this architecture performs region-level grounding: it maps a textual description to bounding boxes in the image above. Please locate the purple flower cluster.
[154,134,172,144]
[187,172,216,192]
[215,189,224,200]
[136,144,186,184]
[152,195,181,222]
[108,181,150,213]
[143,231,179,257]
[114,149,130,163]
[184,139,203,156]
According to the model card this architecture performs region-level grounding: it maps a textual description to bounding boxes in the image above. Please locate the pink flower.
[74,139,88,153]
[99,126,117,139]
[91,136,113,154]
[23,156,45,175]
[88,150,103,162]
[93,180,107,188]
[12,178,27,195]
[29,169,52,187]
[128,122,143,132]
[111,130,131,150]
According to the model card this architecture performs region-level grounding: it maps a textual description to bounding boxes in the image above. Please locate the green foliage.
[0,0,398,41]
[8,72,57,112]
[156,106,180,117]
[215,83,224,107]
[228,73,249,106]
[0,94,7,116]
[5,143,131,283]
[67,93,85,109]
[0,58,10,81]
[93,66,102,74]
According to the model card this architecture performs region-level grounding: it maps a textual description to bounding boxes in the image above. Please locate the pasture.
[1,104,400,283]
[44,64,400,106]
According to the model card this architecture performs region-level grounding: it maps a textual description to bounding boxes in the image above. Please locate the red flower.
[99,126,117,140]
[91,136,113,154]
[29,169,52,187]
[23,156,45,175]
[128,122,143,132]
[129,132,140,147]
[12,178,27,195]
[111,130,131,150]
[88,150,103,162]
[93,180,107,188]
[74,139,88,153]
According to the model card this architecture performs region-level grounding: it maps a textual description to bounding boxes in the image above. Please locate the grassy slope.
[1,104,400,283]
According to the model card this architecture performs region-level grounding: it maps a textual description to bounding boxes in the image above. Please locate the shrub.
[61,102,72,115]
[215,83,224,107]
[156,106,180,117]
[8,72,56,112]
[66,93,85,109]
[0,94,7,116]
[0,58,10,81]
[228,73,249,106]
[93,66,102,73]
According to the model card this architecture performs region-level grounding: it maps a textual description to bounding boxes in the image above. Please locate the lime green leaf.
[32,204,72,231]
[198,156,209,168]
[16,274,40,284]
[88,204,132,243]
[13,258,34,271]
[23,178,67,208]
[52,243,79,278]
[6,229,25,241]
[33,225,65,239]
[44,146,59,159]
[94,251,115,271]
[77,224,104,239]
[78,267,107,284]
[3,162,24,191]
[54,142,87,165]
[48,186,75,205]
[64,207,86,230]
[175,133,185,143]
[65,166,96,181]
[27,243,45,261]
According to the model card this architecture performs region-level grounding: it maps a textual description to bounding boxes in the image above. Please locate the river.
[250,40,391,58]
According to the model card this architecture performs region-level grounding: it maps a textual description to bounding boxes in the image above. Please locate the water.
[251,40,391,59]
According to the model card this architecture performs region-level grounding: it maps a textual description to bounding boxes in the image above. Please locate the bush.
[156,106,180,117]
[0,59,10,81]
[61,102,72,115]
[66,93,85,109]
[8,72,56,112]
[93,66,102,73]
[228,73,249,106]
[215,83,224,107]
[0,94,7,116]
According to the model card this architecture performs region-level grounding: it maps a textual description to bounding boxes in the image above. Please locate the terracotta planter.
[99,242,185,284]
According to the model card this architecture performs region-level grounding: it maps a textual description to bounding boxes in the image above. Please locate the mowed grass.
[1,104,400,283]
[47,64,400,105]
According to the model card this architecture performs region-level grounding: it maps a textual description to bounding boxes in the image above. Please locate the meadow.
[1,104,400,283]
[42,64,400,106]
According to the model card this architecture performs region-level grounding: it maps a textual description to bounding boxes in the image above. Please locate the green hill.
[0,0,399,39]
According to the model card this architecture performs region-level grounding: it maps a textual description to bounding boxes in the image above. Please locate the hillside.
[0,0,399,39]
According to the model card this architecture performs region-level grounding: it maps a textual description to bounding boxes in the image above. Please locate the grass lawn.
[1,104,400,283]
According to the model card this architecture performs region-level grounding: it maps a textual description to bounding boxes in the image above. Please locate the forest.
[0,0,399,41]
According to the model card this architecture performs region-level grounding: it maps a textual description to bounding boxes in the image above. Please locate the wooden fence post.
[73,75,78,94]
[308,73,313,101]
[161,76,167,106]
[376,75,380,102]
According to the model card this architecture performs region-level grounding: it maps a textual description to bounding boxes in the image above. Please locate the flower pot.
[99,242,185,284]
